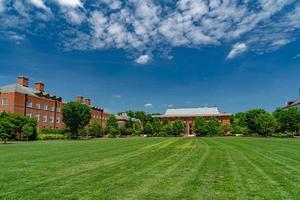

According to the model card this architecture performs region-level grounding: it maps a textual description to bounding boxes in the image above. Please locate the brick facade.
[0,76,110,131]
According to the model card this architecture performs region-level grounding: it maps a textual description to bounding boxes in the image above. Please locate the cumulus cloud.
[135,54,151,64]
[29,0,49,11]
[0,0,300,60]
[144,103,153,107]
[226,43,248,60]
[54,0,82,8]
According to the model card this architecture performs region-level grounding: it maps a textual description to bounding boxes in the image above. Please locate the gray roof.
[286,98,300,108]
[155,107,231,117]
[0,83,61,101]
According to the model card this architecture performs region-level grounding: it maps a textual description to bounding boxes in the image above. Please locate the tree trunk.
[4,138,7,144]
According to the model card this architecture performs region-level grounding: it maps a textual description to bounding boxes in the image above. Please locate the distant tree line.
[1,103,300,143]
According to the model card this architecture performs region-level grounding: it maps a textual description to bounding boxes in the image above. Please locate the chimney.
[35,82,45,91]
[17,76,29,87]
[76,96,83,103]
[85,97,91,106]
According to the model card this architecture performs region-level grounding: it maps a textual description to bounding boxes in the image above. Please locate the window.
[35,113,40,121]
[26,112,32,118]
[56,107,61,113]
[42,115,47,123]
[50,106,55,112]
[26,101,32,108]
[1,98,8,105]
[56,117,60,124]
[43,104,48,110]
[36,103,41,109]
[49,116,54,123]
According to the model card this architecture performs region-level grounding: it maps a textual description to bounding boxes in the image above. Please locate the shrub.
[172,120,185,136]
[107,128,118,138]
[37,133,65,140]
[194,117,207,136]
[87,120,103,138]
[143,122,154,136]
[272,133,288,138]
[221,124,232,136]
[206,118,222,136]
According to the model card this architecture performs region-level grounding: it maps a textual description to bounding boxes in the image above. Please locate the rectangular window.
[56,117,60,124]
[43,104,48,110]
[50,106,55,112]
[1,98,8,105]
[42,115,47,123]
[36,103,41,109]
[56,107,61,113]
[35,113,40,121]
[49,116,54,123]
[26,112,32,118]
[26,101,32,108]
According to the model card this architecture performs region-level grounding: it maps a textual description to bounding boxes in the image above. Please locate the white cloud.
[1,0,300,61]
[293,54,300,59]
[112,94,121,98]
[54,0,82,8]
[135,54,151,64]
[272,39,291,48]
[144,103,153,107]
[226,43,248,60]
[0,0,5,13]
[29,0,49,11]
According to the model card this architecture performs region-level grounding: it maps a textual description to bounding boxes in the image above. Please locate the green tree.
[62,101,91,138]
[254,113,277,136]
[143,122,154,136]
[273,108,300,136]
[106,115,119,129]
[172,120,185,136]
[194,117,207,136]
[221,124,231,136]
[231,124,249,135]
[244,109,268,133]
[22,124,34,141]
[159,123,173,137]
[151,119,162,136]
[0,119,15,144]
[206,118,221,136]
[87,120,103,137]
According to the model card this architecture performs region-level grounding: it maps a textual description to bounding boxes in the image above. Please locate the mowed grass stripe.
[0,137,300,199]
[215,138,300,199]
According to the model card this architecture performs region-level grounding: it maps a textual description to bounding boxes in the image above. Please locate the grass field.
[1,137,300,200]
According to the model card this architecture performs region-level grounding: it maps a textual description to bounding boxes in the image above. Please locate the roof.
[155,107,231,118]
[285,97,300,108]
[0,83,62,101]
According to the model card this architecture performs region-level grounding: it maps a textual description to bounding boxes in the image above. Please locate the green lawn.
[1,137,300,200]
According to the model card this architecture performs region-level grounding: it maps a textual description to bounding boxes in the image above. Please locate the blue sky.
[0,0,300,114]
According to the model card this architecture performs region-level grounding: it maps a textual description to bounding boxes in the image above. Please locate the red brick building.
[154,107,231,136]
[0,76,110,130]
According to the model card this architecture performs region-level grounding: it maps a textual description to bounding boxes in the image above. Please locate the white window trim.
[1,98,8,105]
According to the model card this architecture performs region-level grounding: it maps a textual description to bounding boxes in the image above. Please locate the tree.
[106,115,119,129]
[0,119,15,144]
[231,124,249,135]
[273,108,300,136]
[194,117,207,136]
[254,113,277,136]
[206,118,221,136]
[22,124,34,141]
[62,101,91,138]
[221,124,232,136]
[151,119,162,136]
[159,123,173,137]
[87,120,103,137]
[172,120,185,136]
[244,109,268,133]
[143,122,154,136]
